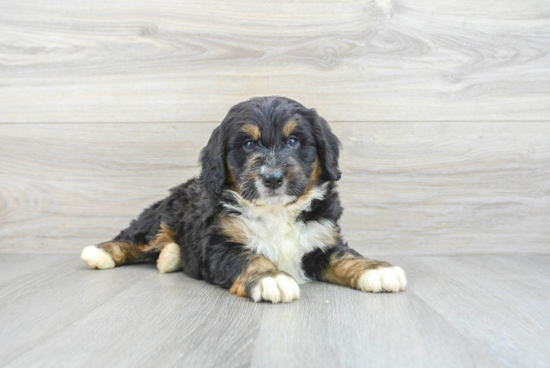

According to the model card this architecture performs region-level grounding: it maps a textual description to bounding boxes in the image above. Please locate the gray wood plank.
[5,272,261,368]
[248,281,504,368]
[0,258,150,365]
[392,255,550,368]
[7,255,549,368]
[0,254,73,290]
[1,122,548,255]
[0,1,549,122]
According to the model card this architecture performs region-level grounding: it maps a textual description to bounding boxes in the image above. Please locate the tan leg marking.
[93,241,141,266]
[82,223,179,270]
[230,255,301,303]
[325,254,407,293]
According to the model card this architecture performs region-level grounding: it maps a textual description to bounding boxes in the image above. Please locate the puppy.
[81,96,406,303]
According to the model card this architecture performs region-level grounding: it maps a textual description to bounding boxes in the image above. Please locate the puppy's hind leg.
[81,241,146,270]
[81,223,181,272]
[150,223,181,273]
[81,244,117,270]
[156,242,182,273]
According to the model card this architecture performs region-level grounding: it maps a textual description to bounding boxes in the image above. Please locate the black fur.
[199,125,225,193]
[301,109,342,181]
[93,96,377,298]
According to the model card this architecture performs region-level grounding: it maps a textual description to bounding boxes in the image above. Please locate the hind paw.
[81,246,115,270]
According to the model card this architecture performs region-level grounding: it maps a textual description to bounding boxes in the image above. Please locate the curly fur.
[81,96,406,303]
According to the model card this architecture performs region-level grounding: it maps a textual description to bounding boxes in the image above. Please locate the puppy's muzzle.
[261,171,284,189]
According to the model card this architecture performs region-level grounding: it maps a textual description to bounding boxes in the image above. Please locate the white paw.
[358,266,407,293]
[157,242,182,273]
[250,273,301,303]
[81,245,115,270]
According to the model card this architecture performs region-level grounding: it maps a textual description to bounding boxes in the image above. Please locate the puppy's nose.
[262,172,284,189]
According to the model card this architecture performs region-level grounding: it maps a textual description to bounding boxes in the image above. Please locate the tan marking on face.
[283,119,298,138]
[286,167,301,180]
[229,255,279,297]
[242,124,261,141]
[285,156,304,181]
[226,165,236,184]
[237,151,262,192]
[288,159,323,207]
[324,254,392,289]
[225,164,242,194]
[243,151,262,172]
[309,159,322,184]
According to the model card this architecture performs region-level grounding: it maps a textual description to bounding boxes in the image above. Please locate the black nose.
[262,172,284,189]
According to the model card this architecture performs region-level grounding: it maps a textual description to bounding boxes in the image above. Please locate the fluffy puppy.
[81,96,406,303]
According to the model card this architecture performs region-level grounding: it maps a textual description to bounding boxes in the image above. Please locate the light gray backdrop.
[1,0,548,254]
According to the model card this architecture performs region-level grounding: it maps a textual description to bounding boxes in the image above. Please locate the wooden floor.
[0,254,548,368]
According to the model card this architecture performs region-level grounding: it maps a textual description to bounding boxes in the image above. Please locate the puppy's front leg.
[302,245,407,293]
[210,248,300,303]
[231,255,300,303]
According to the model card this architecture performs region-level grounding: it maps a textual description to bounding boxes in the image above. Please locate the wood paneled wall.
[0,0,549,254]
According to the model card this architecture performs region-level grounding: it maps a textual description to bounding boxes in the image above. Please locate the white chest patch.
[222,183,335,284]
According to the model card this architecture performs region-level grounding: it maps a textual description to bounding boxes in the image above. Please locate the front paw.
[358,266,407,293]
[249,273,301,304]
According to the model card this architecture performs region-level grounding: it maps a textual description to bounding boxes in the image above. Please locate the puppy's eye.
[244,140,256,150]
[287,137,299,148]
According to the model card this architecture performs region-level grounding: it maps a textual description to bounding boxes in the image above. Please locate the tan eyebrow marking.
[283,119,298,138]
[242,124,261,140]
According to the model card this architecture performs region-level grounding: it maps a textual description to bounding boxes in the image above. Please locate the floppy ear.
[199,125,226,193]
[310,110,342,181]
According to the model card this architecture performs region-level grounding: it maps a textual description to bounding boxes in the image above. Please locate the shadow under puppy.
[81,96,406,303]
